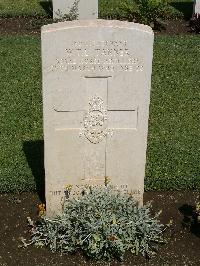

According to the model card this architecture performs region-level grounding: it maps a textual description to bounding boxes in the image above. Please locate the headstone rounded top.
[41,19,153,35]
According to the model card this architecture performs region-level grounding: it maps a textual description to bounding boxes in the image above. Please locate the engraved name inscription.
[47,40,143,73]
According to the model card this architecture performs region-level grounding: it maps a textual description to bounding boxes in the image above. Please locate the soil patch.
[0,17,194,36]
[0,191,200,265]
[154,19,192,35]
[0,17,41,35]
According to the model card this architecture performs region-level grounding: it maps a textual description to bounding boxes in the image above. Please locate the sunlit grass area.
[0,35,199,192]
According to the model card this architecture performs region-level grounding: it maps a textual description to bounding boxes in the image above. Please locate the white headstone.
[194,0,200,14]
[53,0,98,20]
[42,20,154,217]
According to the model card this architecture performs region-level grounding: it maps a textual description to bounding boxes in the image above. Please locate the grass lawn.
[0,0,50,17]
[0,35,199,193]
[146,35,200,190]
[0,36,43,192]
[0,0,194,19]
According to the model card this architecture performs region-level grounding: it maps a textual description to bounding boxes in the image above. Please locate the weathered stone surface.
[42,20,154,217]
[194,0,200,14]
[52,0,98,19]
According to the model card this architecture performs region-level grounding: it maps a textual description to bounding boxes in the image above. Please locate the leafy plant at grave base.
[196,201,200,223]
[22,185,165,261]
[190,14,200,33]
[54,0,80,22]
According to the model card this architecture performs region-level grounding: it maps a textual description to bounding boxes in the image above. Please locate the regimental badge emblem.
[82,96,108,144]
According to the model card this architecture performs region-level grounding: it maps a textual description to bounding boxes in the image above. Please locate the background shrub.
[190,14,200,33]
[0,0,187,28]
[99,0,183,27]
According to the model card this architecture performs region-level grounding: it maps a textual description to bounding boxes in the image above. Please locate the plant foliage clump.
[54,0,79,21]
[24,186,165,260]
[99,0,182,28]
[190,14,200,33]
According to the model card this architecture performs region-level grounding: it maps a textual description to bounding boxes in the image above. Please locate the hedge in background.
[0,0,190,22]
[0,0,51,17]
[0,35,199,193]
[99,0,183,26]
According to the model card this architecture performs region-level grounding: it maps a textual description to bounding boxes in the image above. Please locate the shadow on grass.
[23,140,45,202]
[40,0,53,17]
[170,2,193,20]
[179,204,200,237]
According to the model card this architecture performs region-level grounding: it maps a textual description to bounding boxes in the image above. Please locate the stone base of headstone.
[194,0,200,14]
